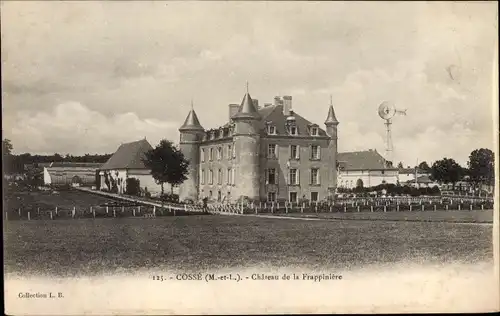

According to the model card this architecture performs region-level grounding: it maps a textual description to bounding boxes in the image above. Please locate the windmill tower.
[378,101,407,169]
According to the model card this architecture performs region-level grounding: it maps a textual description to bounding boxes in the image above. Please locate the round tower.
[325,96,339,197]
[232,90,261,201]
[178,106,204,202]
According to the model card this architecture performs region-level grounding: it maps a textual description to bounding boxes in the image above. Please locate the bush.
[125,178,141,196]
[159,193,179,203]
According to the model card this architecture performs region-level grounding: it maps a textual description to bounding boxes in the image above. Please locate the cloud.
[7,102,177,155]
[1,1,497,166]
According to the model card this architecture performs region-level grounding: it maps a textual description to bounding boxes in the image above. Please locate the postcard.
[2,1,499,314]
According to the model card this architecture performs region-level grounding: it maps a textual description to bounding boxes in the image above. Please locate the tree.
[397,162,403,169]
[142,139,189,196]
[3,139,13,156]
[2,139,13,174]
[356,178,364,188]
[467,148,494,188]
[431,158,464,188]
[418,161,431,173]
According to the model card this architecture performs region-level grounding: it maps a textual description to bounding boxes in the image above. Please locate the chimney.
[274,96,283,106]
[252,99,259,110]
[283,95,292,116]
[228,104,239,120]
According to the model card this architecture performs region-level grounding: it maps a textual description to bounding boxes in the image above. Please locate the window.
[311,145,320,160]
[201,149,205,162]
[268,125,276,135]
[217,147,222,160]
[227,168,231,184]
[209,190,213,198]
[310,192,318,202]
[209,148,214,161]
[268,144,278,159]
[289,192,297,203]
[266,168,276,185]
[290,145,299,160]
[310,168,320,185]
[218,169,223,184]
[209,169,214,184]
[227,144,232,160]
[289,168,299,185]
[289,126,297,135]
[232,143,236,158]
[231,168,235,185]
[311,127,318,136]
[201,169,205,184]
[267,192,276,202]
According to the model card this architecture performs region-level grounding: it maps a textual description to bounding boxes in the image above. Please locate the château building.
[178,90,339,203]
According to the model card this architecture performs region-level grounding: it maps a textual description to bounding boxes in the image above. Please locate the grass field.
[3,214,492,277]
[271,209,494,223]
[5,190,119,211]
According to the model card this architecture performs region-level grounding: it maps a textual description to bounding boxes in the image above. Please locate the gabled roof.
[398,167,428,174]
[257,104,328,137]
[337,150,397,171]
[406,175,433,184]
[100,139,153,170]
[49,162,102,168]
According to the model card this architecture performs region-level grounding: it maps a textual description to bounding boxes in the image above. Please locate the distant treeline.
[6,153,113,173]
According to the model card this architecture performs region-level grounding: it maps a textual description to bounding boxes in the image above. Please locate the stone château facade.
[178,90,339,203]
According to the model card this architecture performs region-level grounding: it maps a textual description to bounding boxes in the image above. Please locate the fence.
[208,198,495,215]
[5,192,494,221]
[4,203,207,221]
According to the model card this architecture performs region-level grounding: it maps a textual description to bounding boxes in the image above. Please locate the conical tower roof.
[325,96,339,125]
[179,108,204,131]
[232,92,261,120]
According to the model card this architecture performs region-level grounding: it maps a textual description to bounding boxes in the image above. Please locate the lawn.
[5,190,119,211]
[3,215,492,278]
[271,209,494,223]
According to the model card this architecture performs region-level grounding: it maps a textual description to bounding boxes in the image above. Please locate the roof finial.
[191,99,194,110]
[330,94,333,106]
[246,81,249,94]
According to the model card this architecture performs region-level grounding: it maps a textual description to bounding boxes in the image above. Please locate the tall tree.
[418,161,431,173]
[467,148,494,188]
[142,139,189,195]
[3,139,13,174]
[431,158,464,188]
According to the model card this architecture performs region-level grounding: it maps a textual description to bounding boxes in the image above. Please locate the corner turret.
[178,104,205,202]
[324,95,339,138]
[231,85,261,201]
[325,95,339,198]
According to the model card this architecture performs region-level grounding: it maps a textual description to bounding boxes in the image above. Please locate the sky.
[1,1,498,166]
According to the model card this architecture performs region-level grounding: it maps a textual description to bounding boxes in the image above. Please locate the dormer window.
[311,127,318,136]
[289,126,298,136]
[267,125,277,135]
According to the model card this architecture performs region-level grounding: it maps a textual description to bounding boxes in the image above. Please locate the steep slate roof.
[256,104,328,137]
[179,109,204,131]
[232,93,261,120]
[100,139,153,170]
[337,150,396,171]
[324,105,339,125]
